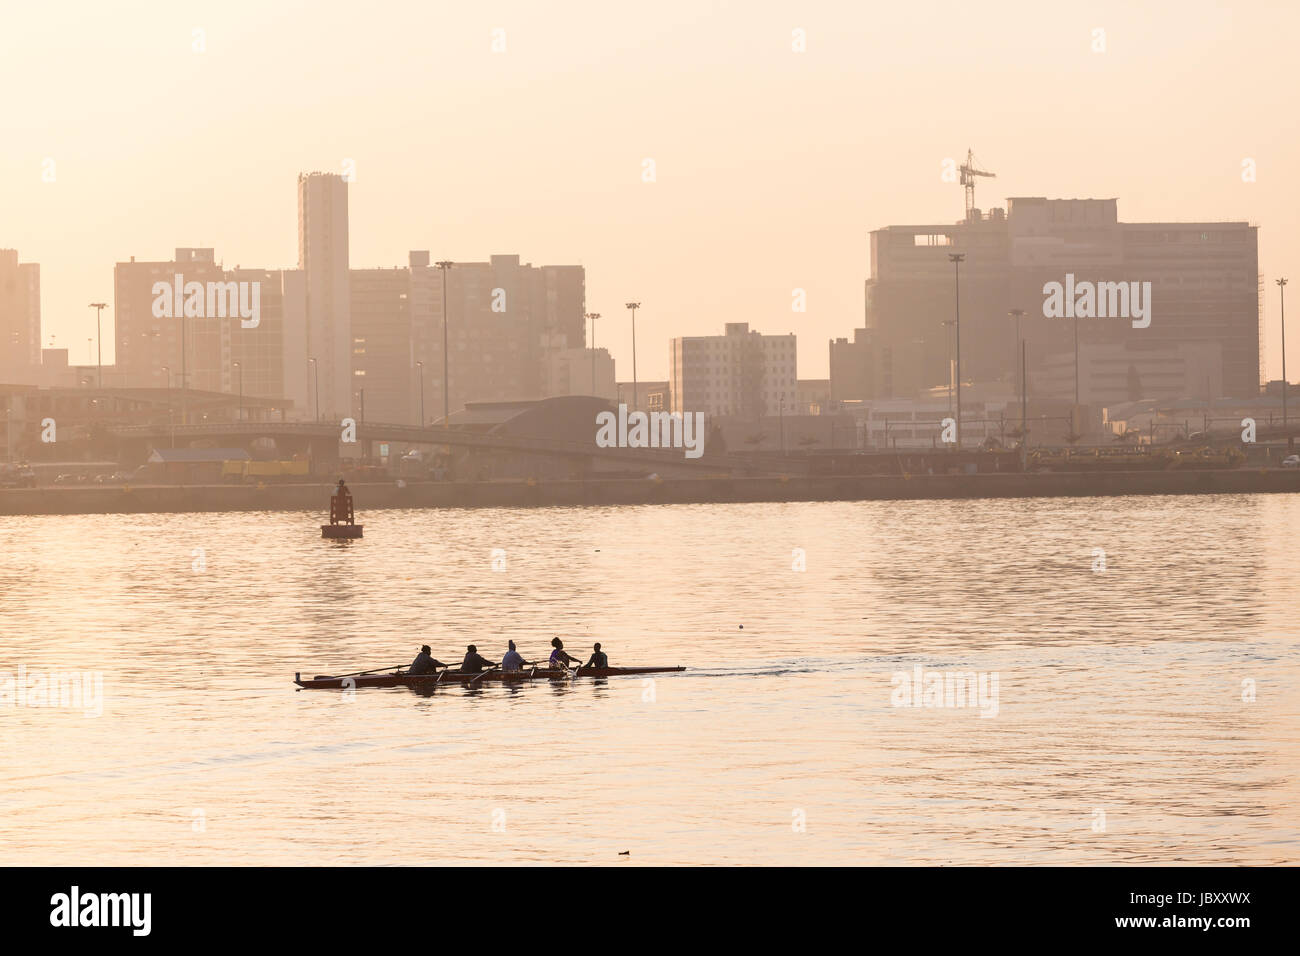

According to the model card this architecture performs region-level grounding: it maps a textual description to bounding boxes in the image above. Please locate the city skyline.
[4,1,1297,384]
[4,0,1299,900]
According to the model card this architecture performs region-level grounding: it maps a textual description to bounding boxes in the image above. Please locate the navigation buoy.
[322,479,363,538]
[322,524,363,539]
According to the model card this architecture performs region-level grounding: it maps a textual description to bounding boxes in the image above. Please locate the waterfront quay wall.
[2,469,1299,516]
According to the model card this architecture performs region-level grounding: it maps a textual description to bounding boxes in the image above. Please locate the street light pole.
[161,365,174,448]
[415,360,425,426]
[586,312,600,396]
[1020,340,1028,471]
[89,302,107,389]
[1073,309,1080,409]
[948,255,965,449]
[1007,308,1025,396]
[1279,278,1290,451]
[436,261,454,425]
[626,302,640,411]
[309,357,319,422]
[942,320,956,420]
[180,310,188,426]
[779,391,785,456]
[233,361,242,423]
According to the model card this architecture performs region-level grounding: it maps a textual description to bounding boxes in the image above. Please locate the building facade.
[669,322,798,418]
[114,248,226,401]
[114,249,303,415]
[545,347,615,400]
[864,198,1260,403]
[1033,341,1223,406]
[0,249,41,381]
[406,253,587,422]
[350,267,413,424]
[298,172,352,421]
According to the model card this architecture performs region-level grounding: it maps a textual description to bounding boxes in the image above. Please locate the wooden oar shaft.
[331,664,404,679]
[332,660,454,680]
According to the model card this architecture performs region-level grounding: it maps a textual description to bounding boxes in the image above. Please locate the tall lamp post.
[233,361,243,423]
[1073,301,1080,410]
[947,254,965,449]
[1007,308,1025,396]
[161,365,174,448]
[586,312,600,396]
[1279,278,1290,451]
[179,309,188,426]
[942,320,956,419]
[308,357,319,422]
[415,360,425,426]
[626,302,640,411]
[1020,340,1028,471]
[779,391,785,456]
[89,302,107,389]
[436,260,454,425]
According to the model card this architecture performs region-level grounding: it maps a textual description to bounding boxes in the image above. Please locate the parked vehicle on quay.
[0,464,37,488]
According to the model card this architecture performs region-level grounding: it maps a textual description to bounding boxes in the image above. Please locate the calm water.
[1,496,1297,865]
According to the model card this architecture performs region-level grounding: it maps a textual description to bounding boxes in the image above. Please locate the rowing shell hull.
[295,666,685,690]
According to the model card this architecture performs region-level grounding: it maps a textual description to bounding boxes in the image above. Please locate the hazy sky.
[4,0,1297,382]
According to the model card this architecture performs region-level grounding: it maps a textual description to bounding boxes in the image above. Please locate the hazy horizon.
[5,0,1298,382]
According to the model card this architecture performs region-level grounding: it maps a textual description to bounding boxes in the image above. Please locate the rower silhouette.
[329,479,354,525]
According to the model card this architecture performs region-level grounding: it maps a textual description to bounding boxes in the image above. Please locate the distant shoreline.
[2,469,1299,517]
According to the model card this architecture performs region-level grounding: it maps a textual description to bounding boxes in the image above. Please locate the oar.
[469,665,500,686]
[330,664,404,679]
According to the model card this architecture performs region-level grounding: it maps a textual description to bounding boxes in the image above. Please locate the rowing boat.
[294,666,685,690]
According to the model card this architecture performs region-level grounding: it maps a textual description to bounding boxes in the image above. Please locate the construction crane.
[959,149,995,222]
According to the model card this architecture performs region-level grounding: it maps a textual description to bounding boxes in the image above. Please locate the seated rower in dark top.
[548,637,579,670]
[460,644,497,674]
[584,642,608,669]
[408,645,445,676]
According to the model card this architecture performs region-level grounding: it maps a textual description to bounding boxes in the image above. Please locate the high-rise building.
[669,322,798,418]
[105,178,584,427]
[864,198,1260,402]
[405,253,586,421]
[114,249,226,399]
[114,249,303,412]
[229,266,302,407]
[0,249,42,379]
[350,267,412,424]
[298,172,351,421]
[1035,341,1223,405]
[530,264,586,357]
[346,253,588,425]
